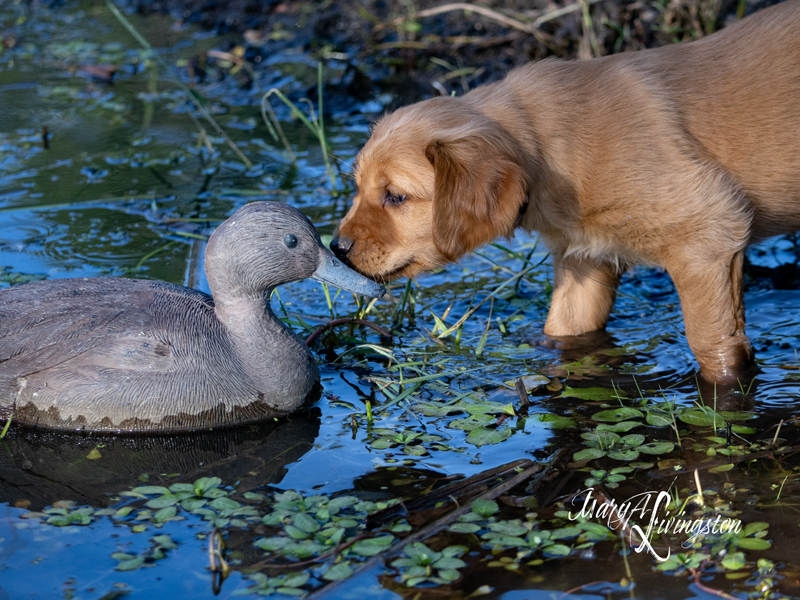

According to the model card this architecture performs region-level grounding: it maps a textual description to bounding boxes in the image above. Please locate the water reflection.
[0,409,321,509]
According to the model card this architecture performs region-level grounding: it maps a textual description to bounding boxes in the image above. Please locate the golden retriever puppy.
[331,0,800,383]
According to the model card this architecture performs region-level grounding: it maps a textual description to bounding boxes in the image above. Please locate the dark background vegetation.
[127,0,786,107]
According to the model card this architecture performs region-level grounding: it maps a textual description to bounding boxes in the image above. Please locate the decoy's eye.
[284,234,298,249]
[383,191,406,207]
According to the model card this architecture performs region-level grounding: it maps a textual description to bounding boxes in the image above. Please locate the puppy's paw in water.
[531,329,614,352]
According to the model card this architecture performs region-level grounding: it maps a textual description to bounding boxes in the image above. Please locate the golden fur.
[332,0,800,383]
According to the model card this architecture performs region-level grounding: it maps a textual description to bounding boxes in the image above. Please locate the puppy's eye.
[284,234,298,248]
[383,191,406,207]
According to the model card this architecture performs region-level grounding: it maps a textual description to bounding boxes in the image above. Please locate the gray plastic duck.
[0,202,384,434]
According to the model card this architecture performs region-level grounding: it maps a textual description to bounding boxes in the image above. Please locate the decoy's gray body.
[0,202,384,433]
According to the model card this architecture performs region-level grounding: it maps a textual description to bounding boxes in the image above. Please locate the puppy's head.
[331,97,528,282]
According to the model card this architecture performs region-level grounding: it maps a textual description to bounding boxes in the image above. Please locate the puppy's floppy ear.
[425,132,527,261]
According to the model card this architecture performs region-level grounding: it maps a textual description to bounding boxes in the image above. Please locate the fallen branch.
[308,451,565,599]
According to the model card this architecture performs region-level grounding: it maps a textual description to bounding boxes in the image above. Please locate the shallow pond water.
[1,2,800,599]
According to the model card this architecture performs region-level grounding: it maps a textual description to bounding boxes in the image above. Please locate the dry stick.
[533,0,603,26]
[386,3,538,34]
[382,0,603,35]
[308,453,563,600]
[305,319,393,346]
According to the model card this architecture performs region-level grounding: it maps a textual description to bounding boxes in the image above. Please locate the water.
[1,2,800,599]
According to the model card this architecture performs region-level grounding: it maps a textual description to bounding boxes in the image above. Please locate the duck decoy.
[0,202,385,434]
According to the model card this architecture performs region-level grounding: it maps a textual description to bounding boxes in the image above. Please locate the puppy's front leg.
[544,253,620,337]
[667,250,753,383]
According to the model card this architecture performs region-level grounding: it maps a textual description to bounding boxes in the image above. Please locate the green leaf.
[209,497,240,511]
[719,411,757,421]
[581,430,621,448]
[323,562,353,581]
[442,545,468,558]
[181,497,207,511]
[194,477,222,495]
[549,527,581,539]
[276,588,305,597]
[592,408,643,422]
[488,521,528,536]
[742,522,769,536]
[534,414,576,429]
[448,414,495,431]
[471,498,499,517]
[619,434,645,446]
[731,425,756,434]
[561,386,626,401]
[168,483,196,494]
[328,496,358,511]
[350,535,394,557]
[405,543,440,561]
[146,495,177,509]
[153,506,177,522]
[646,410,674,427]
[678,409,724,427]
[637,441,675,455]
[543,544,571,557]
[293,512,321,533]
[466,426,512,446]
[134,486,170,496]
[450,523,481,534]
[371,439,393,449]
[573,448,607,461]
[437,569,461,582]
[596,421,640,432]
[152,534,177,549]
[433,557,466,570]
[285,525,309,540]
[255,537,289,552]
[283,572,310,588]
[116,557,145,571]
[708,463,735,473]
[735,537,772,551]
[721,551,746,571]
[607,449,640,461]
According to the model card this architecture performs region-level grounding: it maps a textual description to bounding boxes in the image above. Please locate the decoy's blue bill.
[312,247,385,298]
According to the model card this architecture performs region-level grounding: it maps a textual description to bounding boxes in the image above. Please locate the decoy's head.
[205,202,385,304]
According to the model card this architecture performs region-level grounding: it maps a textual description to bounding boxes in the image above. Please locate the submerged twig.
[305,318,393,346]
[689,566,739,599]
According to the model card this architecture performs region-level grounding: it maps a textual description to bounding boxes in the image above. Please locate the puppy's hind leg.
[543,253,621,338]
[666,248,753,383]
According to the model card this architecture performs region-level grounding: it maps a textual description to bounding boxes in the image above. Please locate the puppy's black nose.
[330,234,353,259]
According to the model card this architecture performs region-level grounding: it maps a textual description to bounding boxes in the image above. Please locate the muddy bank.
[125,0,786,107]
